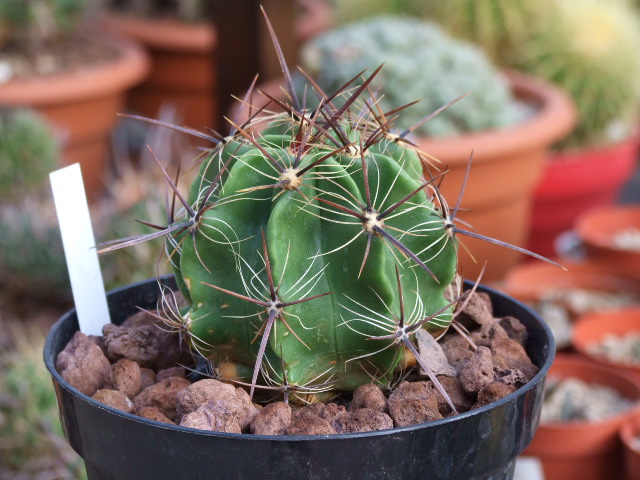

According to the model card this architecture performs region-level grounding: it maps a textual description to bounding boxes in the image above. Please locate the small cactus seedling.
[102,11,557,405]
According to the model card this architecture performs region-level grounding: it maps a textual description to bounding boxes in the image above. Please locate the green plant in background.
[510,0,640,149]
[422,0,640,150]
[0,323,86,480]
[106,0,209,23]
[102,14,555,405]
[0,108,71,304]
[300,16,525,138]
[330,0,429,25]
[0,108,58,200]
[420,0,554,65]
[0,0,92,48]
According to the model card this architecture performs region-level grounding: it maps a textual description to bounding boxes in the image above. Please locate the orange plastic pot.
[621,410,640,480]
[503,260,640,305]
[572,308,640,380]
[528,135,639,259]
[523,353,640,480]
[0,34,149,201]
[103,14,217,131]
[412,71,575,281]
[575,205,640,281]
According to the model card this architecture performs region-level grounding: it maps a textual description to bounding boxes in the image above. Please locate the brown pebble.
[133,377,192,421]
[287,412,337,435]
[458,346,494,395]
[111,359,142,398]
[491,337,539,381]
[92,389,134,414]
[387,381,443,427]
[350,384,388,413]
[56,331,112,396]
[180,400,242,433]
[250,402,292,435]
[135,406,175,425]
[475,381,516,407]
[156,366,187,382]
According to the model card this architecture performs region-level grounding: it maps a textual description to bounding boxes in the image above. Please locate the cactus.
[300,16,525,138]
[102,12,555,404]
[511,0,640,148]
[0,107,59,200]
[0,0,91,48]
[420,0,554,65]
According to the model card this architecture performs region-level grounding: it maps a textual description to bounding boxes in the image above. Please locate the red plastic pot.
[575,204,640,281]
[527,135,639,258]
[572,308,640,380]
[523,353,640,480]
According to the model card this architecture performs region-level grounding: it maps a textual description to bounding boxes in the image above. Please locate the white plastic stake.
[50,163,110,335]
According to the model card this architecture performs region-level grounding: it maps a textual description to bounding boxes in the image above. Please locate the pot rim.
[411,70,576,164]
[102,12,216,52]
[44,276,555,442]
[0,33,149,105]
[537,353,640,431]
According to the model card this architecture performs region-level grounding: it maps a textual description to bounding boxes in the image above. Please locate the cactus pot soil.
[44,276,554,480]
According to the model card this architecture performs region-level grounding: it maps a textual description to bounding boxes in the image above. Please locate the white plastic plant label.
[50,163,110,335]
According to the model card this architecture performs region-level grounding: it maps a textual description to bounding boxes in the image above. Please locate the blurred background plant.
[329,0,640,150]
[300,15,526,138]
[423,0,640,150]
[0,323,87,480]
[0,106,180,479]
[0,0,92,49]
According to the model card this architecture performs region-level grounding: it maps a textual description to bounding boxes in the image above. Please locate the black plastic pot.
[44,277,555,480]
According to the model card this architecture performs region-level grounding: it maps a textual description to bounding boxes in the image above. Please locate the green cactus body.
[170,110,458,396]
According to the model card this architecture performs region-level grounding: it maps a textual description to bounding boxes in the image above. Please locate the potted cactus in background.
[420,0,640,258]
[293,15,574,280]
[0,0,149,202]
[44,13,556,479]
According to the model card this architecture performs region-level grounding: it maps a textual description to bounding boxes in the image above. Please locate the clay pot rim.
[412,70,576,164]
[619,409,640,445]
[503,260,640,303]
[538,354,640,430]
[102,12,216,52]
[572,308,640,373]
[0,33,149,105]
[576,204,640,250]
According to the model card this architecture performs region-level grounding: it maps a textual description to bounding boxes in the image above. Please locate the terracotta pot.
[621,410,640,480]
[0,34,149,202]
[523,353,640,480]
[237,71,575,281]
[103,14,217,131]
[527,135,640,259]
[411,71,575,281]
[103,1,332,133]
[575,204,640,281]
[572,308,640,380]
[503,260,640,305]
